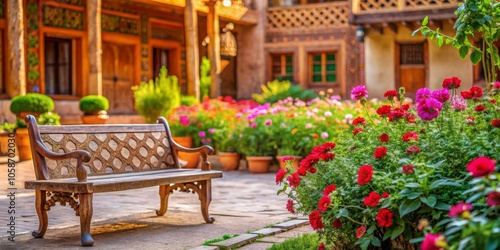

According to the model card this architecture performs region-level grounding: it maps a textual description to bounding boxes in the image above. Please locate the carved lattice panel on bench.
[40,131,177,179]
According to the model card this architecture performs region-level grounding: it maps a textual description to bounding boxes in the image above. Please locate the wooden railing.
[267,2,349,33]
[352,0,460,14]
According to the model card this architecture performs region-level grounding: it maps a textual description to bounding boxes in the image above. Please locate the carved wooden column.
[206,0,221,98]
[185,0,200,100]
[87,0,102,95]
[7,0,27,96]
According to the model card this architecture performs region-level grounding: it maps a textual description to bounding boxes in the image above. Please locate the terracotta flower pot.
[15,128,32,161]
[0,132,10,156]
[173,136,200,168]
[81,113,109,124]
[276,155,303,170]
[246,156,273,173]
[218,152,241,171]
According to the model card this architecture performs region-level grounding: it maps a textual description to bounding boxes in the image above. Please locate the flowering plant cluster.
[277,78,499,249]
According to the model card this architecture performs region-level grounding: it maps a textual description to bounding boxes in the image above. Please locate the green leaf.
[470,50,481,64]
[399,199,422,217]
[459,46,469,59]
[466,192,484,203]
[430,179,461,189]
[422,16,429,26]
[339,208,349,217]
[406,183,421,188]
[371,237,381,247]
[412,28,421,37]
[420,196,437,208]
[434,202,451,210]
[383,229,393,240]
[407,192,423,200]
[409,237,424,244]
[391,226,405,240]
[445,38,453,45]
[367,225,376,234]
[437,36,444,47]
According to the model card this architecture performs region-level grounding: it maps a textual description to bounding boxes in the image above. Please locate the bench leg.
[32,190,48,238]
[199,180,215,224]
[156,185,170,216]
[78,193,94,246]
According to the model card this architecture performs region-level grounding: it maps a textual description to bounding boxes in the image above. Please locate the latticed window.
[271,54,294,82]
[44,37,73,95]
[153,48,170,78]
[399,44,424,65]
[309,52,337,85]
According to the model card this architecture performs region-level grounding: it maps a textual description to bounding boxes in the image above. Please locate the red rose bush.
[277,81,499,249]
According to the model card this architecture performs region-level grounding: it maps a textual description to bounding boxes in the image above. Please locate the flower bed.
[276,80,499,249]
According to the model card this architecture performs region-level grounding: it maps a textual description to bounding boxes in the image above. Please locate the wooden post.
[184,0,200,100]
[206,0,221,98]
[7,0,27,96]
[87,0,102,95]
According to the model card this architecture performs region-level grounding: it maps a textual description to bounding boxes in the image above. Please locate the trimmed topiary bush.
[180,95,200,107]
[79,95,109,115]
[10,93,54,115]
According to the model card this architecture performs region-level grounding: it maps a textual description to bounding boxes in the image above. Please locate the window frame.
[0,28,6,98]
[44,36,74,96]
[307,51,338,86]
[270,53,294,82]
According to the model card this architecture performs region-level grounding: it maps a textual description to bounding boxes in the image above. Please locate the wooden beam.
[401,21,415,31]
[369,24,383,35]
[429,19,443,30]
[383,22,398,33]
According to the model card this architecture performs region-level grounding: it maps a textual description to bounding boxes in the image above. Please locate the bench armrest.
[172,143,214,170]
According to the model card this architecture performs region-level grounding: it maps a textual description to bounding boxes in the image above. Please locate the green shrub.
[79,95,109,114]
[37,112,60,125]
[132,66,181,123]
[200,56,211,99]
[10,93,54,114]
[0,122,16,132]
[252,79,318,104]
[180,95,199,107]
[267,233,321,250]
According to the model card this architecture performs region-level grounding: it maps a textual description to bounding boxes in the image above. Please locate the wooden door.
[102,42,135,114]
[396,43,427,98]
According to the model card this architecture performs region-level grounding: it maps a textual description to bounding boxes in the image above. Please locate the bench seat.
[25,169,223,193]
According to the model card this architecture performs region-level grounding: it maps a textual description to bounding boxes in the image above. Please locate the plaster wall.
[365,22,473,99]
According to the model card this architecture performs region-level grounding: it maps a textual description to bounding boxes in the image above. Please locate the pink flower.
[416,88,431,103]
[450,95,467,111]
[305,123,313,129]
[264,119,272,126]
[402,165,415,174]
[179,116,190,126]
[486,192,500,207]
[421,233,448,250]
[208,128,215,133]
[355,226,366,238]
[351,85,368,101]
[198,131,206,137]
[321,132,329,139]
[318,196,331,211]
[449,202,472,218]
[407,146,420,155]
[281,155,295,162]
[417,97,443,121]
[251,123,257,128]
[431,89,450,103]
[466,156,496,177]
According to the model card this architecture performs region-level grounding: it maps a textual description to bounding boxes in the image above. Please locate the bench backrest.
[28,117,180,180]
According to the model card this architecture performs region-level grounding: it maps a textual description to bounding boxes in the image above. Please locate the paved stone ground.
[0,156,313,249]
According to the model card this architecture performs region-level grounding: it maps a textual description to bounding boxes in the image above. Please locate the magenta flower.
[179,116,190,126]
[449,202,472,218]
[321,132,329,139]
[415,88,431,103]
[417,98,443,121]
[198,131,206,137]
[264,119,272,126]
[251,123,257,128]
[430,89,450,103]
[351,85,368,101]
[450,95,467,111]
[281,156,295,162]
[208,128,216,133]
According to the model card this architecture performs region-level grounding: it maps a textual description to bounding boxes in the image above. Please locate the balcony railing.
[352,0,460,14]
[267,2,349,33]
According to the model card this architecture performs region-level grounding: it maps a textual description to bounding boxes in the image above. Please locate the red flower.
[461,91,473,100]
[474,105,485,112]
[470,86,483,98]
[388,108,406,122]
[281,155,295,162]
[466,156,496,177]
[449,202,472,218]
[323,184,337,196]
[297,166,307,176]
[407,145,420,155]
[353,127,364,135]
[286,199,295,214]
[379,133,390,143]
[374,146,387,159]
[333,219,342,229]
[363,191,381,207]
[376,208,393,228]
[352,116,366,126]
[491,119,500,128]
[421,233,448,250]
[402,132,418,142]
[357,165,373,186]
[350,146,356,151]
[376,105,392,117]
[355,226,366,238]
[382,192,390,198]
[300,155,319,169]
[318,242,325,250]
[442,76,461,89]
[287,173,301,187]
[319,153,335,162]
[384,90,398,100]
[276,169,286,184]
[318,196,331,211]
[311,142,336,155]
[402,165,415,174]
[486,191,500,207]
[401,104,410,111]
[308,210,324,230]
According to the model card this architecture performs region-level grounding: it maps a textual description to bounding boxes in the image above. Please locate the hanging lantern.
[220,23,237,57]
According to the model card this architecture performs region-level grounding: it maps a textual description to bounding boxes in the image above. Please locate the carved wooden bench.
[24,115,222,246]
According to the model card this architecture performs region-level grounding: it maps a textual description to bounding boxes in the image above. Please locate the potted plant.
[79,95,109,124]
[213,127,241,171]
[10,93,54,119]
[0,122,16,156]
[276,147,303,170]
[14,112,60,161]
[168,108,201,168]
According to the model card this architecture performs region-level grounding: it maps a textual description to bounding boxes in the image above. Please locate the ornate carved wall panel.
[27,0,40,92]
[42,5,85,30]
[53,0,86,6]
[101,13,139,35]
